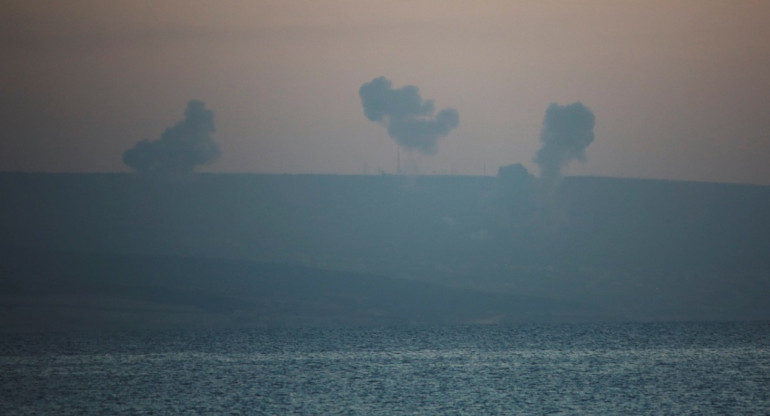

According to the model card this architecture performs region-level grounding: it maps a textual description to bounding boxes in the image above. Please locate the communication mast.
[397,145,401,175]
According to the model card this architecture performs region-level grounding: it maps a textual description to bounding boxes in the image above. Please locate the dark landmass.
[0,247,584,332]
[1,172,769,330]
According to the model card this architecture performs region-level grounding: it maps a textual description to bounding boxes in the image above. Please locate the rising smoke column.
[359,76,459,155]
[122,100,220,175]
[533,102,595,186]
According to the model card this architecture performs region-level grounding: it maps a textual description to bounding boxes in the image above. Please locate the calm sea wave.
[1,322,769,415]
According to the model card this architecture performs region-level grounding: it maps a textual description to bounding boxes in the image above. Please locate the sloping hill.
[561,176,770,270]
[2,173,769,325]
[2,173,769,271]
[0,248,584,332]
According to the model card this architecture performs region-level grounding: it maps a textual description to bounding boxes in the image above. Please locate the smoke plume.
[359,76,459,155]
[533,102,595,185]
[123,100,219,175]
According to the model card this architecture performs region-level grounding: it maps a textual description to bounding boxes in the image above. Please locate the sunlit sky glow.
[2,0,769,184]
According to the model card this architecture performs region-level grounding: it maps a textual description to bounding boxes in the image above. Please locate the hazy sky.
[1,0,769,184]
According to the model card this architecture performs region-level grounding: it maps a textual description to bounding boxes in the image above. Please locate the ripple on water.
[1,322,769,415]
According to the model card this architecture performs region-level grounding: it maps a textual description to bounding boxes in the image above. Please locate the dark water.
[2,322,769,415]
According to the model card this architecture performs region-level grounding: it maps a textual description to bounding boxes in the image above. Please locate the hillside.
[1,172,770,327]
[0,247,583,332]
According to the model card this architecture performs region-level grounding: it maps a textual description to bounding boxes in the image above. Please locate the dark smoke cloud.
[533,102,595,185]
[359,76,459,155]
[123,100,219,175]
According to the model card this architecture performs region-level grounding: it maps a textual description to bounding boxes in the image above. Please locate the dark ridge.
[0,247,583,332]
[2,172,769,327]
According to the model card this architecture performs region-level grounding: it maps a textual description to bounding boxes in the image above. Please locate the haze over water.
[3,2,770,414]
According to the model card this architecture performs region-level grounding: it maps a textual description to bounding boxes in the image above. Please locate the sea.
[1,322,769,415]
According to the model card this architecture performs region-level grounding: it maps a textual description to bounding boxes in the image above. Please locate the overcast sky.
[1,0,769,184]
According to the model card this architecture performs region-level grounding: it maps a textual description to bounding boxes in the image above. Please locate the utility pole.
[397,145,401,175]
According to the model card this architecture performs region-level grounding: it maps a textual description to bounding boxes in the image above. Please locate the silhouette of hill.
[0,247,582,332]
[1,172,769,328]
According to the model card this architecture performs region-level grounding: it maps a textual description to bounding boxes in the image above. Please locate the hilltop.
[1,172,769,329]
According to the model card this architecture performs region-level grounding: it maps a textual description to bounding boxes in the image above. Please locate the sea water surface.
[2,322,769,415]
